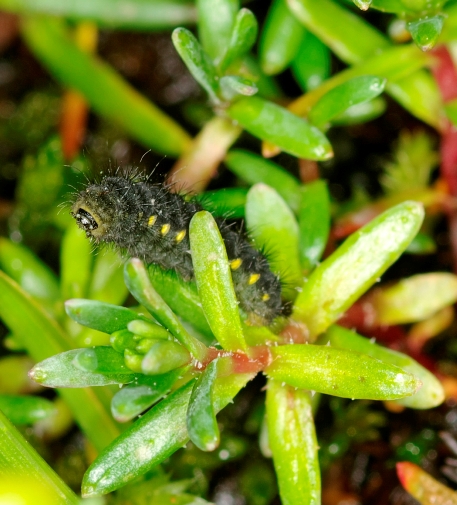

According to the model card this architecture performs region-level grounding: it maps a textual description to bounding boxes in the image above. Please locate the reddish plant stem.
[196,345,272,375]
[431,45,457,272]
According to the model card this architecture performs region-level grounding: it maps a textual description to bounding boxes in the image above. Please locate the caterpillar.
[70,173,283,324]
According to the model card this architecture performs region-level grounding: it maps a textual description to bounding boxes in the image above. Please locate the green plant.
[1,0,457,503]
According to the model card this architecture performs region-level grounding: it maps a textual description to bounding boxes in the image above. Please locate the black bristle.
[71,173,283,324]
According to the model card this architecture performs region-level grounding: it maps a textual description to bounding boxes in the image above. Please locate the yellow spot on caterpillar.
[248,273,260,285]
[230,258,242,270]
[161,224,171,236]
[262,293,270,301]
[175,230,186,243]
[148,215,157,227]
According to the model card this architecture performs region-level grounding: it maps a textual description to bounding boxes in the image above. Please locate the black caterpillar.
[71,174,283,324]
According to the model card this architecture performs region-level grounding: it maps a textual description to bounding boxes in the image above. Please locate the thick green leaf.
[293,201,424,339]
[225,149,301,212]
[372,273,457,325]
[30,347,136,387]
[298,181,330,272]
[323,325,444,409]
[226,96,333,160]
[22,16,191,156]
[111,369,184,422]
[288,0,389,65]
[0,395,56,425]
[386,70,443,130]
[197,188,248,219]
[406,232,436,254]
[406,15,445,51]
[0,0,197,30]
[396,461,457,504]
[110,330,137,353]
[172,27,220,103]
[189,211,246,352]
[219,75,258,101]
[89,248,128,305]
[219,8,258,72]
[308,76,386,128]
[0,237,60,303]
[82,373,253,496]
[60,226,92,300]
[266,381,320,505]
[287,0,443,128]
[0,271,122,450]
[235,53,283,100]
[127,319,171,340]
[259,0,305,75]
[196,0,238,61]
[291,45,430,118]
[265,344,420,400]
[292,30,330,91]
[187,359,220,451]
[124,259,208,361]
[331,97,386,126]
[0,410,79,504]
[353,0,372,10]
[65,299,151,334]
[371,0,444,15]
[142,340,191,375]
[147,266,214,344]
[245,184,302,300]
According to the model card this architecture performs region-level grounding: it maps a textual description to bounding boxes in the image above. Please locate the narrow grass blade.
[0,0,197,30]
[22,16,191,156]
[0,410,79,504]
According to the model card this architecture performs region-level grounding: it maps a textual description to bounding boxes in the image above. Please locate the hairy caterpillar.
[71,173,283,324]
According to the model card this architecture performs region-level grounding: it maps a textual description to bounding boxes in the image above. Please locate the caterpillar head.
[71,185,116,240]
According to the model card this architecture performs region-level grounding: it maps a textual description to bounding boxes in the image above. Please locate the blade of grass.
[0,409,79,504]
[21,16,191,156]
[0,270,122,451]
[0,0,197,30]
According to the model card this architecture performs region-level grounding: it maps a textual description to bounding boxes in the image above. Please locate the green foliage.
[0,0,454,503]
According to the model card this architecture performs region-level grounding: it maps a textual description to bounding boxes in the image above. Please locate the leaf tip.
[28,365,46,384]
[396,461,417,489]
